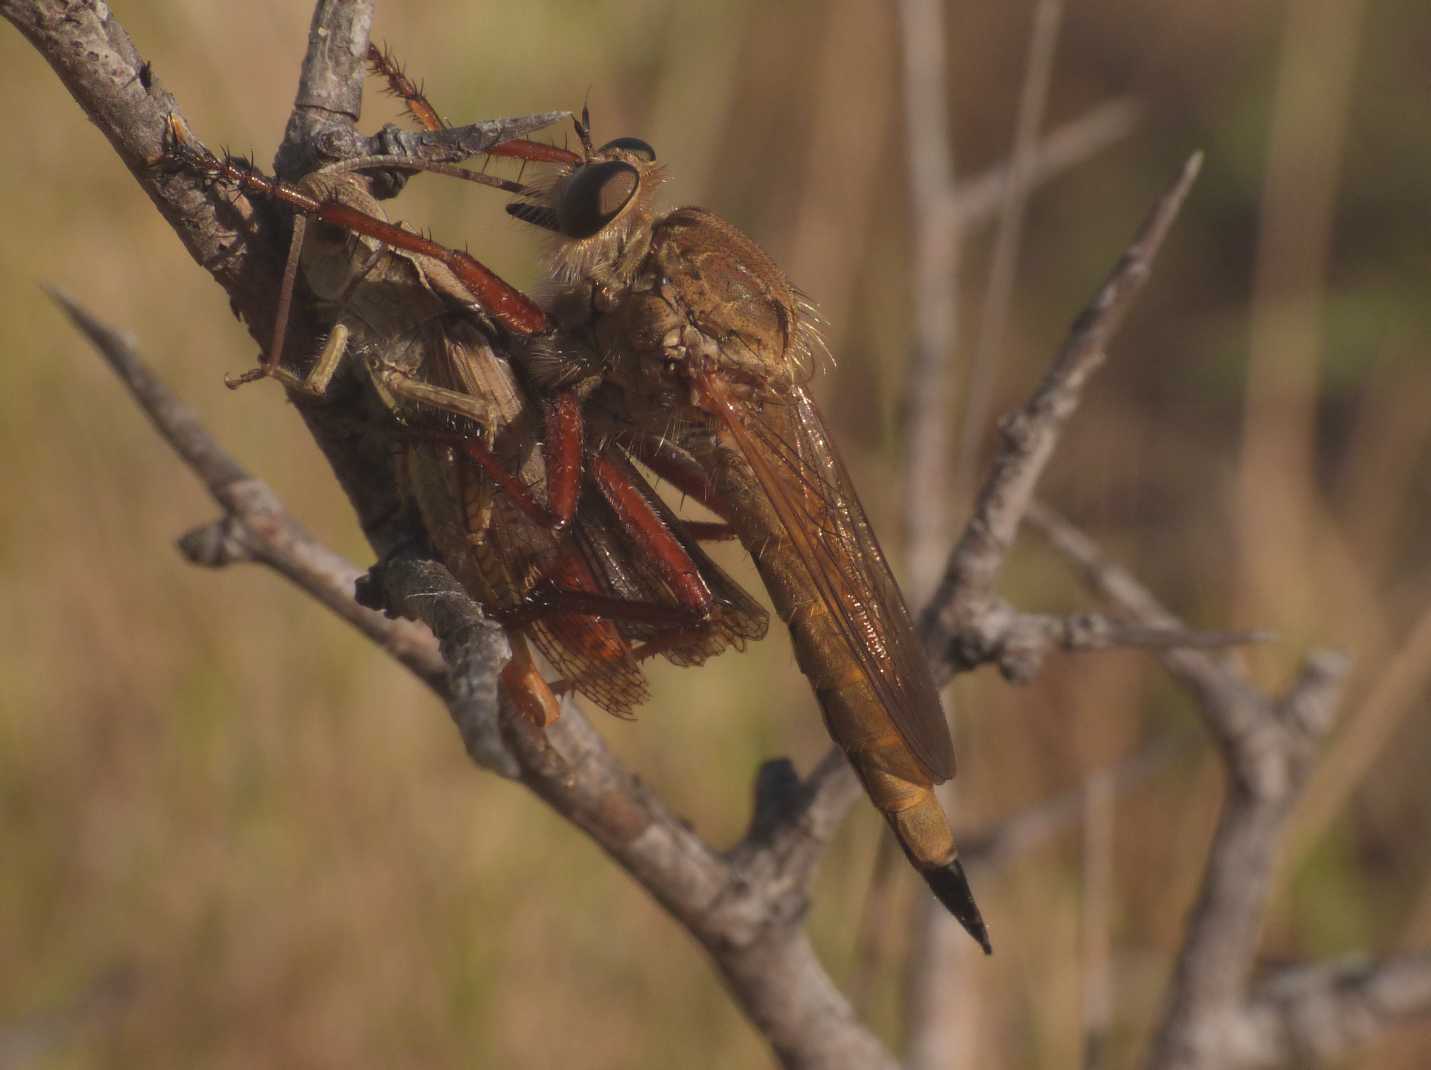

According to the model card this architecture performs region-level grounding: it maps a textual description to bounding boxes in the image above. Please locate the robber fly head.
[506,116,667,289]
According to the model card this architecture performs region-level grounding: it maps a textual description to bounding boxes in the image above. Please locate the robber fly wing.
[700,374,956,782]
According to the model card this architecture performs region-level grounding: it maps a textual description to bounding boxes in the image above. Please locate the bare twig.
[360,555,518,776]
[364,558,894,1069]
[48,289,449,695]
[1028,502,1272,753]
[940,593,1269,684]
[921,152,1203,682]
[1,0,287,323]
[1228,954,1431,1068]
[900,109,1200,1069]
[892,90,1146,590]
[273,0,376,179]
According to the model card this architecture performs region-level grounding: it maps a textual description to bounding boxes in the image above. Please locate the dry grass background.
[3,1,1430,1066]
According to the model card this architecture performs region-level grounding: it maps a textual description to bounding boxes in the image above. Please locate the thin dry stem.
[1236,0,1367,632]
[961,734,1187,873]
[1080,770,1115,1070]
[951,98,1143,233]
[956,0,1065,501]
[897,0,960,604]
[886,3,964,1049]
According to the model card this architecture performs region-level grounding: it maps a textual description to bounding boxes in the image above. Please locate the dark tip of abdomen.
[924,858,992,955]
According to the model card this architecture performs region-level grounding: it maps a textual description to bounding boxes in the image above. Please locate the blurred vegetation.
[3,1,1429,1066]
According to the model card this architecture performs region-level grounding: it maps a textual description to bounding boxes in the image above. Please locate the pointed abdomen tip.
[925,858,992,955]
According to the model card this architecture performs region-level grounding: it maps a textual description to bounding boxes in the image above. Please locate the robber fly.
[498,117,992,952]
[171,56,988,948]
[161,63,765,723]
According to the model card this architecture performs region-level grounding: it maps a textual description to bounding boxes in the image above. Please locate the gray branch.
[921,152,1204,686]
[273,0,375,178]
[353,547,893,1069]
[939,593,1268,684]
[1026,505,1356,1070]
[1229,953,1431,1067]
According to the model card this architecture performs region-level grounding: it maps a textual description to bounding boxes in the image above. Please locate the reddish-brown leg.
[165,122,549,338]
[618,433,739,522]
[588,450,717,618]
[366,43,580,165]
[485,444,727,634]
[459,391,584,532]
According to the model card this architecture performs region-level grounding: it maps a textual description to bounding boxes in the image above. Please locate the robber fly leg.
[164,119,550,339]
[453,390,583,533]
[617,432,738,525]
[607,434,739,540]
[587,450,720,623]
[495,582,709,631]
[365,44,575,168]
[676,521,737,541]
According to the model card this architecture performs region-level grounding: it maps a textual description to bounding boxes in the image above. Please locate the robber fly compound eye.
[557,160,641,239]
[597,137,656,162]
